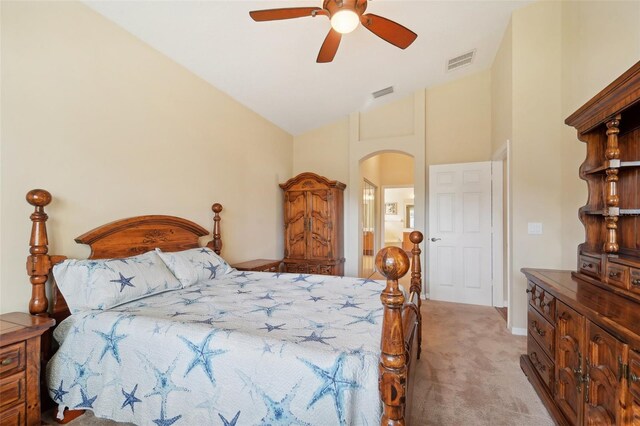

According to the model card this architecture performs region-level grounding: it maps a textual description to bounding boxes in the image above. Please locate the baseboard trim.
[510,327,527,336]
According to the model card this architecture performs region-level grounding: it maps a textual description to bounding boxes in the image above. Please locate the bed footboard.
[375,231,423,426]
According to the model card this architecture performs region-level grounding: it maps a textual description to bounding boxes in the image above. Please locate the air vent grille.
[447,50,475,72]
[372,86,394,99]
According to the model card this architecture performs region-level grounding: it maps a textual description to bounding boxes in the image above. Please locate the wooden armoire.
[280,172,346,276]
[521,61,640,425]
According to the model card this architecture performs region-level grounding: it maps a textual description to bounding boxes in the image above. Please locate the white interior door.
[429,162,492,306]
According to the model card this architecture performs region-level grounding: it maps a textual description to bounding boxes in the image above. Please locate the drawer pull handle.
[632,279,640,286]
[531,320,546,337]
[526,288,533,294]
[583,262,593,268]
[530,352,546,373]
[609,271,620,278]
[1,357,13,366]
[631,372,640,383]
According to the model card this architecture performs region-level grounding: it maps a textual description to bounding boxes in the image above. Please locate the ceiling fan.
[249,0,418,63]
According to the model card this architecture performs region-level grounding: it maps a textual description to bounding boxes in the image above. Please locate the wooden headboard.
[25,189,223,323]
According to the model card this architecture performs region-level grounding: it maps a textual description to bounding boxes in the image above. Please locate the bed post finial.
[26,189,52,316]
[375,246,409,426]
[207,203,223,255]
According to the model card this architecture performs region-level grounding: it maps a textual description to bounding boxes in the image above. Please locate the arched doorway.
[359,152,414,278]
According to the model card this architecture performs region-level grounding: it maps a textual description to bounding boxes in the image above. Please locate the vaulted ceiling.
[86,1,530,135]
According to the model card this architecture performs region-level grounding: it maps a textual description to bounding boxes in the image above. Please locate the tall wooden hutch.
[522,61,640,425]
[280,172,345,276]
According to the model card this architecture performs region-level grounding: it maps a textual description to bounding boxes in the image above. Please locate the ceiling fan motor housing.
[324,0,368,17]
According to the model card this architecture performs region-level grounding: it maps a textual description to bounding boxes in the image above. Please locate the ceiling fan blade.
[249,7,323,22]
[360,13,417,49]
[317,29,342,63]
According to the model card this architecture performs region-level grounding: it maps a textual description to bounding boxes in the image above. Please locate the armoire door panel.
[556,301,585,425]
[586,322,629,425]
[307,189,333,260]
[284,191,307,259]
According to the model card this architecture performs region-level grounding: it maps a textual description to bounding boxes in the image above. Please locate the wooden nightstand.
[0,313,55,426]
[232,259,283,272]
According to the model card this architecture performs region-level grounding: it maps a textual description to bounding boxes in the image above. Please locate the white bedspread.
[48,271,387,425]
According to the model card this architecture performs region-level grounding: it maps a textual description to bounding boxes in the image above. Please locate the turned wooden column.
[207,203,223,255]
[604,116,621,253]
[409,231,423,359]
[25,189,53,316]
[376,247,410,426]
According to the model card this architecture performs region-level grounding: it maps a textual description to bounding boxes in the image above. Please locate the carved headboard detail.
[25,189,223,323]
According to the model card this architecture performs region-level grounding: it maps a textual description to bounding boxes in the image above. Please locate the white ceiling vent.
[372,86,394,99]
[447,50,476,72]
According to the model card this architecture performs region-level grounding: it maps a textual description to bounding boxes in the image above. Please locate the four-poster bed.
[24,188,424,425]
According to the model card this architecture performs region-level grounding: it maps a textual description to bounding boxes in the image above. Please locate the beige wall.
[426,69,493,165]
[292,117,349,184]
[359,96,415,141]
[491,21,513,155]
[1,1,293,314]
[510,0,565,331]
[379,153,414,187]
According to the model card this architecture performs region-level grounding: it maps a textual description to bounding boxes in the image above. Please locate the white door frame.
[492,141,511,325]
[491,162,504,308]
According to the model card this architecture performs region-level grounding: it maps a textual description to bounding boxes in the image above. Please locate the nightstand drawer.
[0,343,24,379]
[0,403,25,426]
[0,371,25,410]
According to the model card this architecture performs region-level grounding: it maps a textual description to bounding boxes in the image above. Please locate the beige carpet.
[411,300,553,425]
[44,300,552,426]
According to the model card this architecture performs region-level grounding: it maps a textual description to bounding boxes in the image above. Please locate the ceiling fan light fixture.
[330,9,359,34]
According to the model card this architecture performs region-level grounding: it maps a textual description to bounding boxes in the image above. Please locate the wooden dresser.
[521,61,640,425]
[0,313,55,426]
[280,172,345,276]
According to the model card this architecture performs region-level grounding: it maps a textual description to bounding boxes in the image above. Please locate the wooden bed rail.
[375,230,423,426]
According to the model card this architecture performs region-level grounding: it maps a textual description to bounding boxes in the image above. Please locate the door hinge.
[584,356,591,404]
[618,355,629,382]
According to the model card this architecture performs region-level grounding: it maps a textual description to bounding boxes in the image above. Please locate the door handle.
[430,237,441,242]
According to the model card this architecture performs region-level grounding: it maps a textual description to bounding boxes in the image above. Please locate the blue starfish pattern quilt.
[47,271,388,425]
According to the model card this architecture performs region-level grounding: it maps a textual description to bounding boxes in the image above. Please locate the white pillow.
[155,247,232,287]
[52,250,182,313]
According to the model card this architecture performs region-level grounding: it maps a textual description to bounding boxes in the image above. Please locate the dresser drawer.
[527,335,554,391]
[528,304,554,359]
[579,254,601,279]
[0,371,25,410]
[526,281,539,305]
[0,403,25,426]
[0,343,25,379]
[605,262,629,290]
[532,288,555,324]
[630,267,640,294]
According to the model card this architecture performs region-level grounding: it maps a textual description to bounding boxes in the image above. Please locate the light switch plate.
[528,222,543,235]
